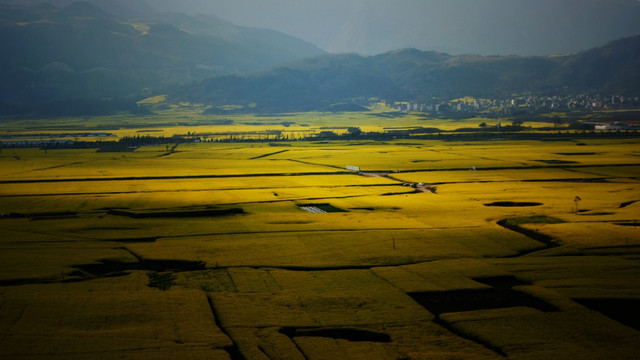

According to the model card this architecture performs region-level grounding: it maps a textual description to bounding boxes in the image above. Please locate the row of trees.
[26,125,640,152]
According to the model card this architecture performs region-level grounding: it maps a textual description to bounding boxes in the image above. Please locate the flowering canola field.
[1,118,640,359]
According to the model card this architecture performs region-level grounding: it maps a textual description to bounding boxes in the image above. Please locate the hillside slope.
[0,1,325,115]
[177,36,640,112]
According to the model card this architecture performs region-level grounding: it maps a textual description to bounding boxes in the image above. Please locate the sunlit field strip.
[0,156,340,181]
[0,174,399,196]
[390,168,635,184]
[124,227,544,268]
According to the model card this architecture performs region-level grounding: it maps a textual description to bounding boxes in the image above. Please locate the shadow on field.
[484,201,542,207]
[279,327,391,343]
[409,275,559,358]
[409,284,557,316]
[574,298,640,331]
[72,258,205,276]
[0,211,77,220]
[496,215,564,249]
[70,258,206,291]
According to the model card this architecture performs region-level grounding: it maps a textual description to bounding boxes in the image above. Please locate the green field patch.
[393,142,423,146]
[369,112,406,118]
[269,142,292,147]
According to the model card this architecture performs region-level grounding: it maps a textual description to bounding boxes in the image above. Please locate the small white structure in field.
[300,206,327,214]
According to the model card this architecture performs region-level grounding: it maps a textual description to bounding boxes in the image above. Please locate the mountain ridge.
[175,35,640,113]
[1,1,639,117]
[0,1,325,114]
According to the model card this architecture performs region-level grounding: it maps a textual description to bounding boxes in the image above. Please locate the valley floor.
[1,127,640,359]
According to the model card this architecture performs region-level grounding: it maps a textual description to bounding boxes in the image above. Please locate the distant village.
[2,93,640,149]
[397,94,640,117]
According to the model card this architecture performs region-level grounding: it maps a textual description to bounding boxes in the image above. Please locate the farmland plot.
[1,121,640,359]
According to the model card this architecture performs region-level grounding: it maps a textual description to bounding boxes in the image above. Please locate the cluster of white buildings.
[396,94,640,115]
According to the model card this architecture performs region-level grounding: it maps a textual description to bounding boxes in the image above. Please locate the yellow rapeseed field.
[1,111,639,359]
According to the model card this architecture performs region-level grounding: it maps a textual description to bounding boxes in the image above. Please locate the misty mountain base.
[1,2,639,116]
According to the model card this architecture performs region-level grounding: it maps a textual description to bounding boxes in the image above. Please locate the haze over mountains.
[0,0,639,116]
[152,0,640,56]
[178,36,640,113]
[0,1,324,114]
[5,0,640,56]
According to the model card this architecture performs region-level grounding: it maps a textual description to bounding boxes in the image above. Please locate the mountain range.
[0,1,639,116]
[176,35,640,113]
[0,1,324,114]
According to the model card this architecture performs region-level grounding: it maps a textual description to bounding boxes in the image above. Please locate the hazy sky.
[153,0,353,43]
[149,0,640,56]
[5,0,640,55]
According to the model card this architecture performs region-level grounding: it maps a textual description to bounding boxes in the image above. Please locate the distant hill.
[157,13,324,69]
[0,1,325,116]
[176,36,640,113]
[0,0,156,19]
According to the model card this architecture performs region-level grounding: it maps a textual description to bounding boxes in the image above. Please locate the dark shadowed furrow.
[279,327,391,343]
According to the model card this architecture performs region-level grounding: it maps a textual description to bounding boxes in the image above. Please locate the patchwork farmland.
[1,113,640,359]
